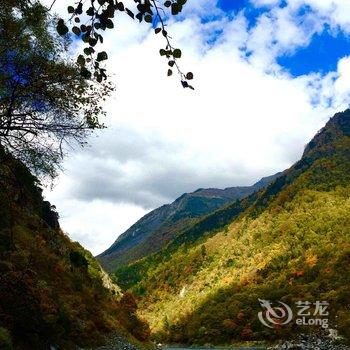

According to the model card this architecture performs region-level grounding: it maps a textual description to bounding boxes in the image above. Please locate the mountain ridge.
[112,109,350,345]
[98,173,281,270]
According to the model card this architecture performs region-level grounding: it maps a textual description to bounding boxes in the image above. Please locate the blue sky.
[218,0,249,12]
[278,29,350,76]
[215,0,350,77]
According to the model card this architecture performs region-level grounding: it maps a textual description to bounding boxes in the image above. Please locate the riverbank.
[82,334,144,350]
[157,335,350,350]
[164,343,267,350]
[165,347,266,350]
[88,332,350,350]
[268,334,350,350]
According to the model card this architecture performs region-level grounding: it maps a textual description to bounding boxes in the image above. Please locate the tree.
[0,0,113,177]
[0,0,192,178]
[56,0,194,88]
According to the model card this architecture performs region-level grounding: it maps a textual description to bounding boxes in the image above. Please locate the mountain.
[98,173,281,271]
[112,110,350,345]
[0,148,149,349]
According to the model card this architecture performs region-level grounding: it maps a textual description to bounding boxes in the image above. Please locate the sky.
[44,0,350,255]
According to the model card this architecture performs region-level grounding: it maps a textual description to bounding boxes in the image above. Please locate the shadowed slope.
[0,148,149,349]
[114,110,350,345]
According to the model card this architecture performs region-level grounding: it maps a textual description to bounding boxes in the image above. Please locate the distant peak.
[331,109,350,135]
[303,109,350,157]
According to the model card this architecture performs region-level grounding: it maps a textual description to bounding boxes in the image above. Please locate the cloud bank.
[45,0,350,254]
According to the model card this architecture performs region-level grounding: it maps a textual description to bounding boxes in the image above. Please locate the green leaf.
[86,6,94,16]
[177,0,187,5]
[117,2,125,11]
[72,26,81,36]
[171,3,180,15]
[89,37,98,46]
[167,69,173,76]
[186,72,193,80]
[181,80,188,88]
[126,8,134,19]
[77,55,85,66]
[164,1,171,7]
[155,28,161,34]
[168,60,175,67]
[144,14,152,23]
[136,12,143,22]
[82,33,89,43]
[159,49,166,56]
[67,6,75,13]
[105,4,115,18]
[84,47,94,55]
[173,49,182,59]
[97,51,108,61]
[56,19,68,36]
[76,3,83,14]
[106,19,114,29]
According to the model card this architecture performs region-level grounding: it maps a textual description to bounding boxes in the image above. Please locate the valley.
[1,110,349,349]
[103,110,350,347]
[2,1,350,348]
[98,174,281,271]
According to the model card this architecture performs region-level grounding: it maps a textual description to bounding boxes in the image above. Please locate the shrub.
[0,327,12,350]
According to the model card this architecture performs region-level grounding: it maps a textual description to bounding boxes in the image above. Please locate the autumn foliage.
[0,147,149,349]
[114,111,350,346]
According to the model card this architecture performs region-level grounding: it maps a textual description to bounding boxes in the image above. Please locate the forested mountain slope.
[0,148,149,349]
[113,110,350,345]
[98,173,280,271]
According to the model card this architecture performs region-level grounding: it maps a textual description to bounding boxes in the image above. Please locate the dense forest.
[0,147,150,349]
[113,111,350,346]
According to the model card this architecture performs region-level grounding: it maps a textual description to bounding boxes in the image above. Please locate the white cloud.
[252,0,350,33]
[288,0,350,30]
[55,198,147,255]
[334,56,350,95]
[44,0,350,255]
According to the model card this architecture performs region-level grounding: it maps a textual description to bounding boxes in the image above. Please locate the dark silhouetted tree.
[0,0,192,178]
[0,1,113,177]
[56,0,194,88]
